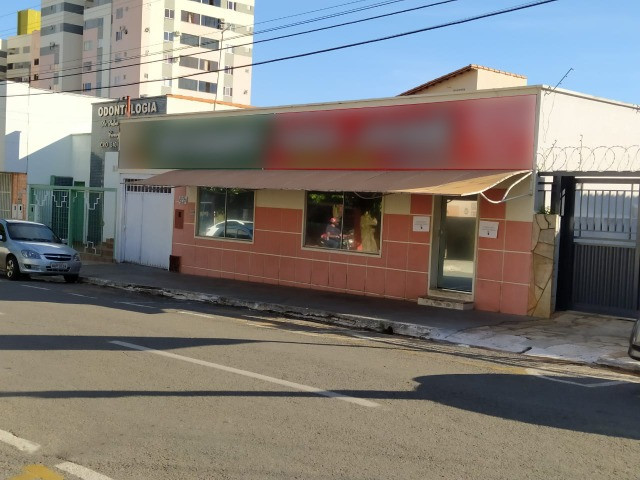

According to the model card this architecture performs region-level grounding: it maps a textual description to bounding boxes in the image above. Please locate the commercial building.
[118,68,640,318]
[18,0,255,104]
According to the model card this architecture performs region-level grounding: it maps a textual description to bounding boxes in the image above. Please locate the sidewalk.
[80,263,639,374]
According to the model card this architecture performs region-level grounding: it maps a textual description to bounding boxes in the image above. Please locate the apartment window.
[83,61,92,72]
[22,46,30,54]
[224,66,233,75]
[164,31,174,41]
[198,80,216,93]
[181,11,200,25]
[162,77,172,87]
[7,48,19,55]
[163,53,176,64]
[180,33,199,47]
[227,1,237,11]
[33,58,39,66]
[199,59,217,71]
[116,7,123,19]
[53,74,59,85]
[197,188,254,240]
[200,37,219,50]
[115,53,122,62]
[179,56,199,69]
[223,86,233,96]
[116,31,122,41]
[164,8,174,19]
[304,192,382,253]
[33,74,38,81]
[178,77,198,91]
[201,15,222,29]
[83,82,91,91]
[203,0,222,6]
[83,40,92,51]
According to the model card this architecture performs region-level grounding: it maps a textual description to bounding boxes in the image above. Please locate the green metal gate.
[28,185,117,260]
[0,173,11,219]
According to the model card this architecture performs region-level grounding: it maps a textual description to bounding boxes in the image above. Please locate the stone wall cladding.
[528,214,560,317]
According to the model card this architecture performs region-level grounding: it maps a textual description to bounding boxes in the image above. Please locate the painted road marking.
[115,301,156,309]
[110,340,380,408]
[21,285,49,291]
[55,461,114,480]
[67,293,98,299]
[177,311,325,337]
[526,368,628,387]
[0,429,40,453]
[9,464,63,480]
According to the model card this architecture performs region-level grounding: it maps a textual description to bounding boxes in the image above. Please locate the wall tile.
[384,214,411,242]
[385,270,406,298]
[310,261,330,287]
[279,257,296,282]
[476,249,503,281]
[347,264,366,292]
[502,252,532,284]
[329,263,348,290]
[281,208,301,233]
[235,251,251,275]
[294,259,312,284]
[263,255,280,279]
[249,253,264,278]
[407,243,430,273]
[386,242,408,270]
[410,194,433,215]
[365,267,386,296]
[500,283,530,315]
[405,272,428,300]
[475,280,501,312]
[505,221,533,252]
[220,250,235,273]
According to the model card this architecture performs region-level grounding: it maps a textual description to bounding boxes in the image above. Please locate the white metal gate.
[123,181,173,269]
[0,174,11,219]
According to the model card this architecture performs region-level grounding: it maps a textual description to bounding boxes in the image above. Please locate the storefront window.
[304,191,382,253]
[197,187,254,240]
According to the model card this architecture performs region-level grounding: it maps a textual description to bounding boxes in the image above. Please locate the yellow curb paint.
[8,464,64,480]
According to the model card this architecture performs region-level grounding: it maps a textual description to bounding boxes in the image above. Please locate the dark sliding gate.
[557,178,640,316]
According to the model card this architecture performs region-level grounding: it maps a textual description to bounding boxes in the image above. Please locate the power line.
[0,0,404,75]
[0,0,558,99]
[27,0,453,85]
[9,0,413,84]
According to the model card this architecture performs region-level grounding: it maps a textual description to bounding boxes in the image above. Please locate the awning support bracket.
[479,172,533,204]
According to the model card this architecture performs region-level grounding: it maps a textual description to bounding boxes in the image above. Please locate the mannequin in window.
[360,211,378,252]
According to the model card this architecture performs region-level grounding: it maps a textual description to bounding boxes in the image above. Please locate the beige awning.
[137,169,530,196]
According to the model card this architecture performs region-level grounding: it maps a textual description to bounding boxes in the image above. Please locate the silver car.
[0,219,82,283]
[629,319,640,361]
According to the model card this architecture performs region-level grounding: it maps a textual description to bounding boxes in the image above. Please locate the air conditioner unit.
[144,27,150,32]
[173,31,181,36]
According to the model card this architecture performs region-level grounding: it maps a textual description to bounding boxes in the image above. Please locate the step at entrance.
[418,295,474,310]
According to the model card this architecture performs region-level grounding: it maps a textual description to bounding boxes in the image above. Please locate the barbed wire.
[537,142,640,173]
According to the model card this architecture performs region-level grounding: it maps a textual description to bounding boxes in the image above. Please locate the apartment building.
[20,0,255,104]
[1,9,41,83]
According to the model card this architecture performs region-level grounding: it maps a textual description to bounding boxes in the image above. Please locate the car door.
[0,222,8,268]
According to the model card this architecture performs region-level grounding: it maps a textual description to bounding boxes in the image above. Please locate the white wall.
[0,82,103,181]
[537,89,640,173]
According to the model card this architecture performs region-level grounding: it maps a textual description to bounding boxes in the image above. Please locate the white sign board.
[479,220,499,238]
[413,216,431,232]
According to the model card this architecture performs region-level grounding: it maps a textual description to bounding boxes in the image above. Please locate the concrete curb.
[82,276,640,375]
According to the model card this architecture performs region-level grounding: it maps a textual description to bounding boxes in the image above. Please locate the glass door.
[437,197,477,292]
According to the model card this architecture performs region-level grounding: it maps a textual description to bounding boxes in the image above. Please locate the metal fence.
[0,173,11,219]
[28,185,117,259]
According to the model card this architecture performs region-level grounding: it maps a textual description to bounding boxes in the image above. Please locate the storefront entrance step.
[417,296,474,311]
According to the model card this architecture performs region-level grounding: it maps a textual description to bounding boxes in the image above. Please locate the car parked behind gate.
[0,219,82,283]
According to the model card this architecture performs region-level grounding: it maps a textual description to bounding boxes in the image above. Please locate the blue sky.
[0,0,638,107]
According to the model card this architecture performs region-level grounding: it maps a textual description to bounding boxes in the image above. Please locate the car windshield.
[7,223,61,243]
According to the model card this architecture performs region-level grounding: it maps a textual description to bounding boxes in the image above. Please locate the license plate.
[50,262,68,270]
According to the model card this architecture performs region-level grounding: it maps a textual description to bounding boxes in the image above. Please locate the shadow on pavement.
[1,374,638,440]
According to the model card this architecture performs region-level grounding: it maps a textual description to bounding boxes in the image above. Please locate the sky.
[0,0,638,107]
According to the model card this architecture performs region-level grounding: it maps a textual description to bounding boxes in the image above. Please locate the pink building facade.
[120,88,539,316]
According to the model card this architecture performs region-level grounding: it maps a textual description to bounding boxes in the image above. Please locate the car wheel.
[64,274,79,283]
[6,256,21,281]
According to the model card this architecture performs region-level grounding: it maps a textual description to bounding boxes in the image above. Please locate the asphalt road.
[1,277,639,480]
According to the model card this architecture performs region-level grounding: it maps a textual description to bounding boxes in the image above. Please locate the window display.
[304,191,382,253]
[197,187,254,240]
